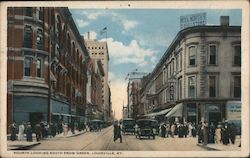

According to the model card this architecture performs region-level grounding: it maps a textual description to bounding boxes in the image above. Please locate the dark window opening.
[36,29,44,50]
[36,59,42,77]
[209,45,216,65]
[234,76,241,98]
[24,25,33,48]
[209,76,216,97]
[24,57,32,76]
[189,46,196,66]
[26,7,32,17]
[234,45,241,66]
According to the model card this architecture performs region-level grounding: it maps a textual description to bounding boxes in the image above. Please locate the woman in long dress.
[18,122,25,141]
[63,123,68,136]
[215,124,222,144]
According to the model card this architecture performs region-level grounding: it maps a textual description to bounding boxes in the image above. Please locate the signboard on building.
[226,101,241,120]
[180,12,207,30]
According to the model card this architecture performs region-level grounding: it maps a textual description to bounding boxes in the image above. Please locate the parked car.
[89,119,103,131]
[122,118,136,135]
[135,119,156,139]
[151,119,160,135]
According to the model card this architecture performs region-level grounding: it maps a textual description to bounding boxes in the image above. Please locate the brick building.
[7,7,90,128]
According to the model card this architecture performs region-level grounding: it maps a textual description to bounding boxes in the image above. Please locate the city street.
[30,126,207,151]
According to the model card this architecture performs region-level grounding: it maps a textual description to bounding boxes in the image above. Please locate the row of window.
[188,44,241,66]
[184,75,241,98]
[163,44,241,84]
[91,52,104,55]
[24,57,43,78]
[24,25,44,50]
[88,46,105,50]
[25,7,44,21]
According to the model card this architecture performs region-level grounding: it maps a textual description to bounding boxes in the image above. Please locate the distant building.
[7,7,89,128]
[141,16,241,130]
[86,59,105,122]
[84,34,111,121]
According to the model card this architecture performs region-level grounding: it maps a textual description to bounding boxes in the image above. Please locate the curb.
[67,131,86,138]
[11,142,41,150]
[196,144,219,151]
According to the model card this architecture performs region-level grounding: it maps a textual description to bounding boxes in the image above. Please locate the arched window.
[72,42,75,58]
[67,34,71,52]
[24,25,33,48]
[56,15,62,42]
[24,57,32,77]
[36,29,44,50]
[36,58,43,78]
[62,25,66,44]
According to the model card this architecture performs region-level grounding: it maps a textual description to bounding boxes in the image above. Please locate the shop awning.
[144,108,172,117]
[52,112,71,117]
[165,103,183,118]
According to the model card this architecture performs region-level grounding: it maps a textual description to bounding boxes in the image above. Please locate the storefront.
[205,103,223,127]
[226,101,241,134]
[13,96,47,127]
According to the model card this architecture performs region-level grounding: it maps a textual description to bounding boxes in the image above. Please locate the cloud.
[122,20,138,32]
[101,38,156,66]
[75,19,90,28]
[73,10,139,32]
[83,31,97,40]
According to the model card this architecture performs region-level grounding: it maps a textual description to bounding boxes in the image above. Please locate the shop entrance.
[208,112,221,127]
[29,112,43,128]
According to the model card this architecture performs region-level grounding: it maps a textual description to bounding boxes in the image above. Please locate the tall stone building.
[84,34,111,121]
[86,59,105,122]
[141,16,241,132]
[7,7,89,128]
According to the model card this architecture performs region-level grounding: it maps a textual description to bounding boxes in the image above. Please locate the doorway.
[29,112,43,128]
[208,112,221,127]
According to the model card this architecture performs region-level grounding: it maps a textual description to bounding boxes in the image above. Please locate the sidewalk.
[197,136,241,151]
[55,129,86,138]
[7,129,87,150]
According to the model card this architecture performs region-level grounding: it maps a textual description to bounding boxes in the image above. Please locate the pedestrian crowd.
[197,121,237,146]
[159,122,196,138]
[158,120,238,146]
[8,120,86,142]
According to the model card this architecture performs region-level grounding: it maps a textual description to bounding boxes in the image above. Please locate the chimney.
[87,32,90,39]
[220,16,229,26]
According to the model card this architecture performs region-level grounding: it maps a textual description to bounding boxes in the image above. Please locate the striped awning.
[165,103,183,117]
[144,108,172,117]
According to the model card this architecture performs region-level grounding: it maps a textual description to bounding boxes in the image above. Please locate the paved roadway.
[30,126,207,151]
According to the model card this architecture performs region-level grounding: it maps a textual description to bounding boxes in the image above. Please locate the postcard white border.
[0,0,249,157]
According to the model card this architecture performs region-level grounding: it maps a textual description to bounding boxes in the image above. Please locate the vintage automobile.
[135,119,157,139]
[89,119,103,132]
[122,118,136,135]
[151,119,160,135]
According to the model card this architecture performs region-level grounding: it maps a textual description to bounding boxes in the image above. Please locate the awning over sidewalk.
[144,108,172,117]
[165,103,183,118]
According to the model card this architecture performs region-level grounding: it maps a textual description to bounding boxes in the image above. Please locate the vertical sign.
[180,12,207,30]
